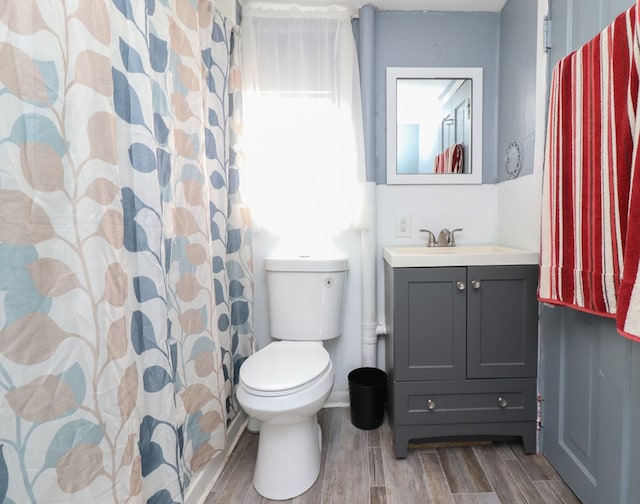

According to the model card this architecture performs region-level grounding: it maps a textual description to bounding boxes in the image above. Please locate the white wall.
[497,0,547,250]
[497,173,542,250]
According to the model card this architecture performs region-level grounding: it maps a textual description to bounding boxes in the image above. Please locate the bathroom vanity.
[383,246,539,458]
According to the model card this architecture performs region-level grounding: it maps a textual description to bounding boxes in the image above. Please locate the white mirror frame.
[386,67,483,185]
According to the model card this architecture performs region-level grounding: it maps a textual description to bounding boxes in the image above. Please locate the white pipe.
[359,5,378,368]
[361,181,377,367]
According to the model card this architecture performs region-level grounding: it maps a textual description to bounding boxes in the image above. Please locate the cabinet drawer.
[392,378,536,426]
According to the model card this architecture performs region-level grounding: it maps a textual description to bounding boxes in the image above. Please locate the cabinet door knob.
[427,399,436,411]
[472,280,481,289]
[456,281,466,291]
[497,397,508,409]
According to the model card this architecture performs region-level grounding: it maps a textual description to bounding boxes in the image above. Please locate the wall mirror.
[386,67,483,185]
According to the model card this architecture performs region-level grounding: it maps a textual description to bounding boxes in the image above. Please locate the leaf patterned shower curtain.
[0,1,253,502]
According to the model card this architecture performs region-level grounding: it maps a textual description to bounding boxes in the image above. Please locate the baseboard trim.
[326,389,349,408]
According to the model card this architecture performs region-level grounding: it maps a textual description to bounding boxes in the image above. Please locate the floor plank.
[213,433,258,504]
[503,458,548,504]
[420,452,455,504]
[453,493,501,504]
[471,445,526,504]
[322,408,369,504]
[209,429,252,494]
[438,447,492,494]
[369,447,385,487]
[534,480,582,504]
[492,442,518,461]
[510,442,560,481]
[368,426,382,448]
[379,421,433,504]
[370,486,387,504]
[204,408,580,504]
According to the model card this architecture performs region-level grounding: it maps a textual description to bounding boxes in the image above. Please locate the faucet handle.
[449,228,463,246]
[419,229,436,247]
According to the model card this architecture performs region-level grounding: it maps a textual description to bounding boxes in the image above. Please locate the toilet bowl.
[236,256,348,500]
[237,341,335,500]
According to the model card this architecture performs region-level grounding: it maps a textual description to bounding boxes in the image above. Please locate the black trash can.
[348,367,387,430]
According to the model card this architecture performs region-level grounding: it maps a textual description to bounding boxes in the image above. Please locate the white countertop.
[383,245,539,268]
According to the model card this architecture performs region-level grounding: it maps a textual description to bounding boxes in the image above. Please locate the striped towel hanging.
[539,2,640,341]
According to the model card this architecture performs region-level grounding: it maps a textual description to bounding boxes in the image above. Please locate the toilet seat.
[240,341,331,397]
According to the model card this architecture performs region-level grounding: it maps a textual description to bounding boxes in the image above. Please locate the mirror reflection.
[386,67,482,185]
[396,78,471,174]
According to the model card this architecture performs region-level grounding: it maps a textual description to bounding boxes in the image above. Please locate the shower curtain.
[0,1,253,502]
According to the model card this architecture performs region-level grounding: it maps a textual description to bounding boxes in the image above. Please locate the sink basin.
[383,245,539,267]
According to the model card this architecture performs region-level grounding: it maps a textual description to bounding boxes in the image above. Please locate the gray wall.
[372,11,500,184]
[496,0,538,182]
[550,0,635,53]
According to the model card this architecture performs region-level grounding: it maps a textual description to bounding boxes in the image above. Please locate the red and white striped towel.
[539,2,640,341]
[448,143,464,174]
[433,144,464,174]
[434,152,445,173]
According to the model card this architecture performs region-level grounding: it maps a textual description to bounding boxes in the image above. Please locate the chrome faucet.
[420,228,463,247]
[437,228,451,247]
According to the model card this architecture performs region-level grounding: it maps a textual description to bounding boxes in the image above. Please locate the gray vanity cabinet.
[384,263,538,458]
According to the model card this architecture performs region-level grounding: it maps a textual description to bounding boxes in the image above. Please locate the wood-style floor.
[205,407,580,504]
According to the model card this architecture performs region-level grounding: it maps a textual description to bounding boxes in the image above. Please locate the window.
[240,5,365,248]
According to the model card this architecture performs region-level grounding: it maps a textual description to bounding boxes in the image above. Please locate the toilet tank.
[264,257,348,341]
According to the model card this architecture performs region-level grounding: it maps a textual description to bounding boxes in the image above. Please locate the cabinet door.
[394,267,466,381]
[467,265,538,379]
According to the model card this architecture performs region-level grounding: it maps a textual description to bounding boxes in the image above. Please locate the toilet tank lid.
[264,256,348,272]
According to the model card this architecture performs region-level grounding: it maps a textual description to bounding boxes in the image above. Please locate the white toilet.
[236,256,348,500]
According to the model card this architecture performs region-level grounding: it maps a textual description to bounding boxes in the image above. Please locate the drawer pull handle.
[456,281,466,291]
[472,280,481,289]
[497,396,508,409]
[427,399,436,411]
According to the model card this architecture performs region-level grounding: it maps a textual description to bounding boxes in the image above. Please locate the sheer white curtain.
[240,3,366,249]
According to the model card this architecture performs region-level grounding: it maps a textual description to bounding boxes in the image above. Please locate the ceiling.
[240,0,509,12]
[241,0,507,12]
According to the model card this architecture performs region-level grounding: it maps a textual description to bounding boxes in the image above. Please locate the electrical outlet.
[396,214,411,237]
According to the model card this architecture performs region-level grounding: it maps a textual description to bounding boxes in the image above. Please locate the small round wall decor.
[504,140,522,179]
